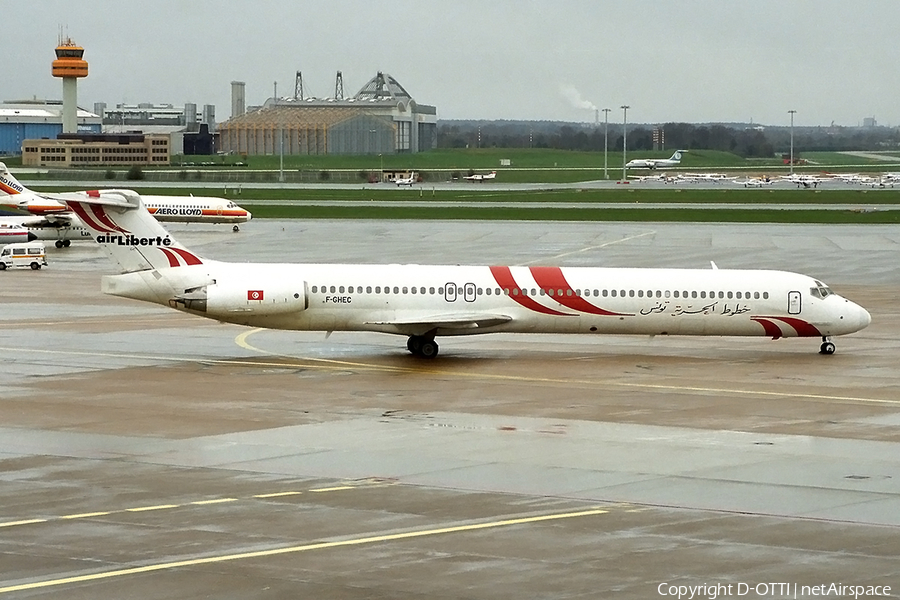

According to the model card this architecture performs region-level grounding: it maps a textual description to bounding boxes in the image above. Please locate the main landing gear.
[819,336,836,355]
[54,240,71,248]
[232,225,240,232]
[407,335,439,358]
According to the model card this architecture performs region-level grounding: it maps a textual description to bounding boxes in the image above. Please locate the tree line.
[437,120,900,157]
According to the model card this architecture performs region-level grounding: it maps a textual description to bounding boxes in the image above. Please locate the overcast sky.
[8,1,900,127]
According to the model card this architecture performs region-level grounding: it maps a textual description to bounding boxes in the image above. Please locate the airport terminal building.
[218,72,437,156]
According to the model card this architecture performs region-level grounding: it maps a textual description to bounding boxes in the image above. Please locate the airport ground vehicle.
[0,241,48,270]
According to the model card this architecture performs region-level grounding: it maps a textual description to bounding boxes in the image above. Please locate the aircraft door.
[444,282,457,302]
[787,291,801,315]
[464,282,476,302]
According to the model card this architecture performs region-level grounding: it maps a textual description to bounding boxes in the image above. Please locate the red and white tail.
[0,162,31,196]
[59,189,207,273]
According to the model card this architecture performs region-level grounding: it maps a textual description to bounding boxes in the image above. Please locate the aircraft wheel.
[233,225,240,232]
[819,341,836,355]
[419,340,439,359]
[407,335,423,355]
[30,262,41,270]
[64,240,71,247]
[55,240,64,248]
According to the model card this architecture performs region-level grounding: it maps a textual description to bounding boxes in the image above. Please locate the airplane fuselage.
[105,262,869,341]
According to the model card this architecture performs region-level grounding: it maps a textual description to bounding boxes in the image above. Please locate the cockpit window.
[810,280,833,299]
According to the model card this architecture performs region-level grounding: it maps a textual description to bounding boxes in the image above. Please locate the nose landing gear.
[819,336,836,355]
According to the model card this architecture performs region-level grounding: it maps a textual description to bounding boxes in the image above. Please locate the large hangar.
[218,72,437,156]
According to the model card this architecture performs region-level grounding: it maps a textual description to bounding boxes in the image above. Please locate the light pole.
[602,108,611,180]
[621,105,630,181]
[788,110,797,175]
[278,126,284,183]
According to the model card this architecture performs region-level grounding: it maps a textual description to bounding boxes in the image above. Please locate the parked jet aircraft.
[625,150,684,170]
[0,215,91,247]
[464,171,497,182]
[0,163,251,232]
[0,222,36,244]
[60,189,869,358]
[394,172,417,187]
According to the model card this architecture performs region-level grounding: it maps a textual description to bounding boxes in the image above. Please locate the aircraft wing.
[366,312,512,335]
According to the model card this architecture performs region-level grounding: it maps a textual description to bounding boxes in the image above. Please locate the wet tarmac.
[1,220,899,598]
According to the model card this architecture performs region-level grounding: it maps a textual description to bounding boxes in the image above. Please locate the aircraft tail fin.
[0,162,32,196]
[669,151,683,162]
[59,189,207,274]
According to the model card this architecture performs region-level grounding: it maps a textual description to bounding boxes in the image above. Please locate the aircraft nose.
[858,304,872,330]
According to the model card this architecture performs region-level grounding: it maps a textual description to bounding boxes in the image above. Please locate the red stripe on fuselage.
[489,266,574,316]
[763,316,821,337]
[751,317,783,339]
[529,266,631,316]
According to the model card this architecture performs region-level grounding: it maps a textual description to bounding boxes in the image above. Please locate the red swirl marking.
[751,317,783,339]
[529,266,632,316]
[764,316,821,337]
[65,201,116,233]
[168,247,203,266]
[158,248,181,268]
[489,266,574,316]
[92,204,129,233]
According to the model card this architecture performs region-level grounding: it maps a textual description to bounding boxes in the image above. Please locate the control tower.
[52,37,88,133]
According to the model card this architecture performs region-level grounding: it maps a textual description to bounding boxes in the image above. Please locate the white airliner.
[59,189,870,358]
[0,222,35,244]
[0,163,251,236]
[0,214,91,247]
[464,171,497,182]
[625,150,684,170]
[394,172,417,187]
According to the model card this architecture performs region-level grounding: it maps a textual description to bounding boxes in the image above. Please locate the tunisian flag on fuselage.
[247,290,264,301]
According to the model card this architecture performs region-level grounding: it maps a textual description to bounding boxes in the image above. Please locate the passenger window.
[430,287,436,295]
[629,290,635,298]
[611,290,617,297]
[339,286,345,293]
[394,287,400,294]
[311,286,317,293]
[754,292,759,299]
[602,290,608,297]
[674,291,680,299]
[700,291,706,299]
[375,286,381,293]
[718,291,724,299]
[366,286,372,293]
[691,291,698,299]
[411,287,417,294]
[486,288,492,295]
[727,292,733,299]
[736,292,742,299]
[638,290,644,298]
[330,286,336,293]
[763,292,769,299]
[665,291,671,298]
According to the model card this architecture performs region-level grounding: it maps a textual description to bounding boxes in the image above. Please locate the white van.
[0,242,48,270]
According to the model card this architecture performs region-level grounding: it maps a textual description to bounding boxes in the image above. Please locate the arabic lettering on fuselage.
[638,301,751,317]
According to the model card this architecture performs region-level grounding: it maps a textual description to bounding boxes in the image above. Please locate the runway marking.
[521,230,656,265]
[253,491,303,498]
[60,511,111,520]
[229,332,900,408]
[2,339,897,408]
[0,507,608,595]
[126,504,179,512]
[0,518,46,528]
[0,485,359,530]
